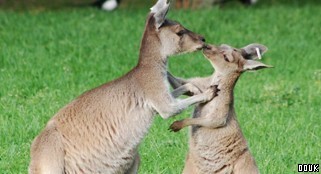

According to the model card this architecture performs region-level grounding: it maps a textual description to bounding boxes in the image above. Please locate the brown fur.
[168,43,271,174]
[28,1,215,173]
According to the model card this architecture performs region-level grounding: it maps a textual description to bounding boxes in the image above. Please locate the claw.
[169,120,183,132]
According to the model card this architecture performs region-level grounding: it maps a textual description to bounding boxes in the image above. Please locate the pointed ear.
[241,43,268,60]
[243,60,273,72]
[150,0,170,29]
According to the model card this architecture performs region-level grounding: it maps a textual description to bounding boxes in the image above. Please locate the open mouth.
[203,44,211,50]
[202,45,213,54]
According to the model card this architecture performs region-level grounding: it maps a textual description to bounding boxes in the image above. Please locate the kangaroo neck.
[211,72,240,101]
[137,22,167,69]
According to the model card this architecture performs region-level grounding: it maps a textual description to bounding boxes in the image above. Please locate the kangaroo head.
[203,43,272,74]
[147,0,205,57]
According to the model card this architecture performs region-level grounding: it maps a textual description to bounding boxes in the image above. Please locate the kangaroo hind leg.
[29,121,65,174]
[233,150,259,174]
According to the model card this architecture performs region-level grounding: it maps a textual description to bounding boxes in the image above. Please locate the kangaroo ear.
[243,60,273,72]
[241,43,268,60]
[150,0,170,29]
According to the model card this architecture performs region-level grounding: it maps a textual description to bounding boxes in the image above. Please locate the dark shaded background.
[0,0,321,10]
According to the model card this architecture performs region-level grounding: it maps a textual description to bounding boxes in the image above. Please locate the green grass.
[1,1,321,173]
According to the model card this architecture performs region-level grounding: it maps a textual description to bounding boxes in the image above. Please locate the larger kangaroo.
[28,0,215,173]
[168,43,271,174]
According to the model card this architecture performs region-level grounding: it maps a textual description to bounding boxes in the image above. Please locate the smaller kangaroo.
[168,43,271,174]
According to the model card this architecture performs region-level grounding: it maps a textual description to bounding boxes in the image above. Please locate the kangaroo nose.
[200,36,206,42]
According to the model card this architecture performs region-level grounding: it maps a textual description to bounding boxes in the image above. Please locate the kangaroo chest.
[189,96,248,173]
[189,121,248,174]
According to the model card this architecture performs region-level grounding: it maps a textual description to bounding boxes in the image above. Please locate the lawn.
[0,0,320,173]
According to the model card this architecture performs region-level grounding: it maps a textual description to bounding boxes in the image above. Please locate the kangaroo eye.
[176,30,185,36]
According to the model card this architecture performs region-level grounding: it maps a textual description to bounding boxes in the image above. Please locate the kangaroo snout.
[199,35,206,43]
[203,44,211,50]
[202,44,219,55]
[192,34,206,50]
[198,35,206,47]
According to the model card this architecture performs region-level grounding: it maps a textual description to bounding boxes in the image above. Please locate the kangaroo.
[168,43,271,174]
[28,0,216,173]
